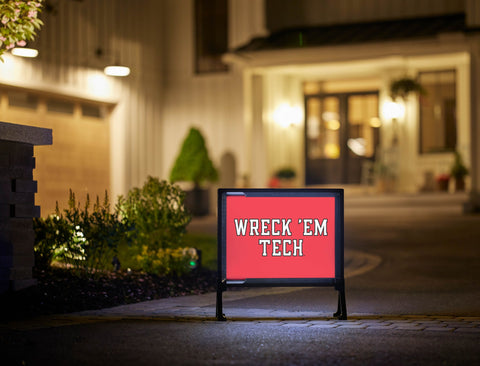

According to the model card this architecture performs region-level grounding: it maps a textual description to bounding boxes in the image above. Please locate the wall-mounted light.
[273,103,303,128]
[104,65,130,77]
[382,100,405,146]
[382,101,405,120]
[95,47,130,77]
[11,47,39,58]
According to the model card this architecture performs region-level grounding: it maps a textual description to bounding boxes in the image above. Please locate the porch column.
[466,41,480,212]
[249,73,268,187]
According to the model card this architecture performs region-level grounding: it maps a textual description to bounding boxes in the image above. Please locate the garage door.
[0,87,112,217]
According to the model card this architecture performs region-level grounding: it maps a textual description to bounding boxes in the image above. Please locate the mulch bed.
[0,267,217,320]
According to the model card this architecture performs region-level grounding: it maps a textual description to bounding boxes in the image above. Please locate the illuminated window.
[194,0,229,74]
[47,98,74,115]
[8,90,38,110]
[419,70,456,153]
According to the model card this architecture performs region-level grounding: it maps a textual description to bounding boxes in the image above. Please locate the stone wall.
[0,121,52,293]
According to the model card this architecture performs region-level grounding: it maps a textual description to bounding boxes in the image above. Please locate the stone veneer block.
[0,121,52,145]
[0,121,52,293]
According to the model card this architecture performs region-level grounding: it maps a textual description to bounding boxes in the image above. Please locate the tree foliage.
[0,0,44,60]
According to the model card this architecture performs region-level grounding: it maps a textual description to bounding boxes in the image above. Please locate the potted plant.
[435,173,450,192]
[170,127,218,216]
[390,77,425,101]
[268,167,296,188]
[450,151,469,192]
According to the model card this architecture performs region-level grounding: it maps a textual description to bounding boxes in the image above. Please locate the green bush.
[119,176,191,252]
[169,127,218,187]
[34,177,192,277]
[33,208,70,271]
[34,190,131,276]
[135,246,198,276]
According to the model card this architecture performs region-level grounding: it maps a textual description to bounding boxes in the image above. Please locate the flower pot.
[454,177,466,192]
[185,186,210,216]
[436,179,449,192]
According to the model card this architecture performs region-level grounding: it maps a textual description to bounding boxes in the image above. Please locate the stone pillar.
[0,121,52,293]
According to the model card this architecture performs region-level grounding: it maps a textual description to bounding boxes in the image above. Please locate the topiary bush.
[169,127,218,187]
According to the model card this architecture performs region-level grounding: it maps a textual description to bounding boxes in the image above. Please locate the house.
[1,0,479,215]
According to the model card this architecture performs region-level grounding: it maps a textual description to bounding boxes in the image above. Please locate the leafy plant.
[0,0,44,61]
[274,167,296,179]
[34,190,131,276]
[390,77,425,101]
[450,151,469,179]
[34,178,193,277]
[135,246,198,276]
[169,127,218,187]
[119,176,191,252]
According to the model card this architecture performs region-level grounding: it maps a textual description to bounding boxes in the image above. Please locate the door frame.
[304,90,379,185]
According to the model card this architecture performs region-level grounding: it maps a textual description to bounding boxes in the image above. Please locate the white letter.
[281,219,292,236]
[293,239,303,256]
[283,239,292,256]
[314,219,328,236]
[272,239,282,256]
[261,218,270,236]
[303,218,313,236]
[234,219,248,236]
[250,219,259,236]
[271,219,280,236]
[259,239,270,256]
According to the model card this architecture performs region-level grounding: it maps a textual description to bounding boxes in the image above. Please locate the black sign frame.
[216,188,346,321]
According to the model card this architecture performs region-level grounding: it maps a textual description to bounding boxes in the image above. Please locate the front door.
[305,91,379,185]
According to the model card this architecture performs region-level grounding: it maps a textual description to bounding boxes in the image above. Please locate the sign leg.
[216,279,227,321]
[334,289,347,320]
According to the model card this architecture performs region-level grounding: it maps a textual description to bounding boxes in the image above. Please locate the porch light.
[369,117,382,128]
[273,103,303,128]
[11,47,38,58]
[382,101,405,120]
[104,65,130,77]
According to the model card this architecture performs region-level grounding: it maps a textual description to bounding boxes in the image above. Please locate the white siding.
[0,0,164,197]
[161,0,245,187]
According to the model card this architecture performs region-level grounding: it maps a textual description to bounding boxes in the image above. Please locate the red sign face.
[226,195,336,280]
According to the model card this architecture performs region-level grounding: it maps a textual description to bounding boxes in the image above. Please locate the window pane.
[306,97,340,159]
[47,99,75,115]
[8,90,38,110]
[194,0,229,74]
[419,70,456,153]
[81,103,104,118]
[348,94,379,158]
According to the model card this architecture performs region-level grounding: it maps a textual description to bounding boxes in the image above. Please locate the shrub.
[33,208,70,271]
[34,190,131,276]
[34,178,192,277]
[135,246,198,276]
[169,127,218,187]
[119,177,191,252]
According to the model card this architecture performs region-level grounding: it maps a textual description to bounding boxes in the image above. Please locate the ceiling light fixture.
[104,65,130,77]
[11,47,39,58]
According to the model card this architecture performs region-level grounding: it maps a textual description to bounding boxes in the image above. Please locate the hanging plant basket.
[390,77,425,101]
